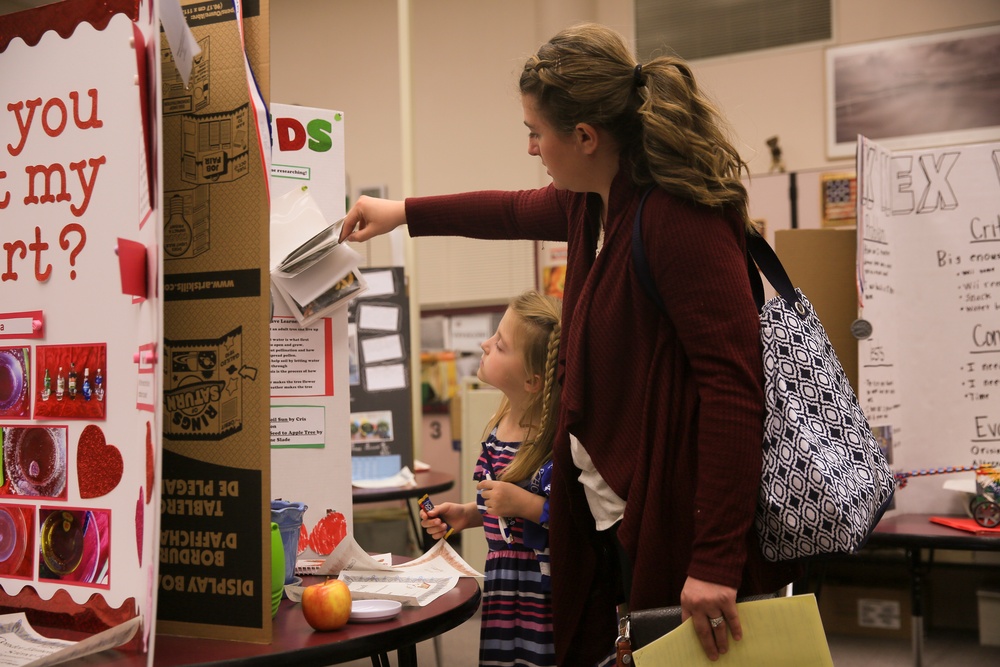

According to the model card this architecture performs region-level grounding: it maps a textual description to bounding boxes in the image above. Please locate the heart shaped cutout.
[77,425,123,499]
[145,421,154,504]
[136,486,144,567]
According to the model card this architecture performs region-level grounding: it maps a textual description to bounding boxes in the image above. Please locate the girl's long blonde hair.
[519,22,754,230]
[482,291,562,483]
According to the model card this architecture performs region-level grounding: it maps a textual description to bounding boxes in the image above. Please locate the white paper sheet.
[294,532,483,579]
[0,613,140,667]
[364,363,407,391]
[358,304,400,332]
[360,269,396,297]
[361,334,404,363]
[272,244,363,306]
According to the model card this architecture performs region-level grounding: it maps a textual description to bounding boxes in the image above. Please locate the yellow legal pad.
[633,594,833,666]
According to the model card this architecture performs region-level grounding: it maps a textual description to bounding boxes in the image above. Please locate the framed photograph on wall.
[825,24,1000,158]
[820,172,856,228]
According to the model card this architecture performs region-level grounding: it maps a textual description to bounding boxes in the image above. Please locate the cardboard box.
[978,589,1000,646]
[774,228,859,393]
[818,584,912,639]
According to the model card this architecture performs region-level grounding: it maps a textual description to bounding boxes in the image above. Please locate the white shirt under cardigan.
[570,224,627,532]
[570,433,626,531]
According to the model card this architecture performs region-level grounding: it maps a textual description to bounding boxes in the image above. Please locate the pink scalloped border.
[0,0,139,53]
[0,585,140,648]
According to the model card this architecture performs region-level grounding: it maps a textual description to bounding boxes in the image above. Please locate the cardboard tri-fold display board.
[157,0,273,643]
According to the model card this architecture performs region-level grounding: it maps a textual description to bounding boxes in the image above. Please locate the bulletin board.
[857,135,1000,515]
[347,267,414,479]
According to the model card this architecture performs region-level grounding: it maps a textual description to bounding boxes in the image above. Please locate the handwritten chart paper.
[857,136,1000,514]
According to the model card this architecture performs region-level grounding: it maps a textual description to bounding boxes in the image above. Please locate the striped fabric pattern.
[475,432,554,667]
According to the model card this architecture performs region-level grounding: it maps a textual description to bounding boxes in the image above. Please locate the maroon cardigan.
[406,171,799,665]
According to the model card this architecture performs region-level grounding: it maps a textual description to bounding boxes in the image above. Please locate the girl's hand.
[419,502,476,540]
[339,196,407,243]
[679,577,741,661]
[477,480,543,521]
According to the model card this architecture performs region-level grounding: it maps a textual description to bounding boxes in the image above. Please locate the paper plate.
[349,599,402,623]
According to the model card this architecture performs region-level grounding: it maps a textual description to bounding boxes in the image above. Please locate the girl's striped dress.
[475,430,554,667]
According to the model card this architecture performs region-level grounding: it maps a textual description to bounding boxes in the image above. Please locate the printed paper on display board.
[267,102,354,560]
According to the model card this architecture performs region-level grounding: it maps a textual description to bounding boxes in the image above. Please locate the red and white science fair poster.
[0,1,162,662]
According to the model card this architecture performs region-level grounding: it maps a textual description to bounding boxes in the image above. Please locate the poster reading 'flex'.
[857,135,1000,515]
[0,7,161,656]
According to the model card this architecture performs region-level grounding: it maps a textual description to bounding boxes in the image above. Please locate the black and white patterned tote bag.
[751,267,896,561]
[632,189,895,563]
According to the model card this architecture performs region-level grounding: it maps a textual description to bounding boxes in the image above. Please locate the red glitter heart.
[144,421,154,504]
[136,486,144,567]
[76,425,123,499]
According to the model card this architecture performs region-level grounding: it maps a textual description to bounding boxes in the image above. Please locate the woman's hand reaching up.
[339,196,407,243]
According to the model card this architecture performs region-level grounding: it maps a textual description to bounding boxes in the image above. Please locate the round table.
[59,574,481,667]
[351,470,455,504]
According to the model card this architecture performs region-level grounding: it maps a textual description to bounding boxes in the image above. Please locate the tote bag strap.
[631,187,805,319]
[631,187,666,313]
[745,232,804,317]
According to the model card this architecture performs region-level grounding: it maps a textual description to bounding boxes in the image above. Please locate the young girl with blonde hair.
[421,290,561,667]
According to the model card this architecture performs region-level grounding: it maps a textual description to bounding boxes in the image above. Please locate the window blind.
[635,0,831,61]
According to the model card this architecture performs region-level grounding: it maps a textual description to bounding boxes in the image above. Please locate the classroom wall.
[694,0,1000,174]
[270,0,632,279]
[271,1,1000,303]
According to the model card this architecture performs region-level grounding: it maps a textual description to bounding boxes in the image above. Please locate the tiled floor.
[339,608,995,666]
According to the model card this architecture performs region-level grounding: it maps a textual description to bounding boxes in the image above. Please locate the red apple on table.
[301,578,352,631]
